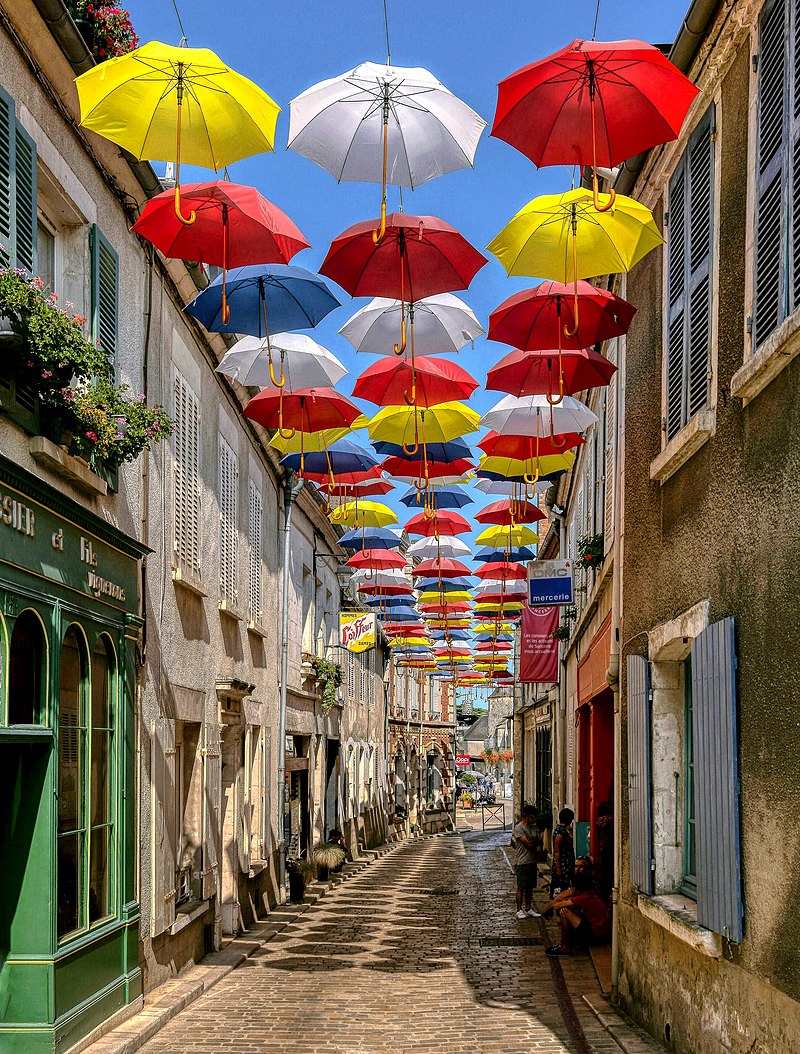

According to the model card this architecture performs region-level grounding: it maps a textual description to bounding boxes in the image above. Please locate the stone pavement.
[121,826,666,1054]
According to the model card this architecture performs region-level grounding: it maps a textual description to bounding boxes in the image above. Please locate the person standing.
[550,808,575,898]
[512,805,543,919]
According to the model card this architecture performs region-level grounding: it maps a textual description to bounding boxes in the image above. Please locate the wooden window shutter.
[626,654,654,895]
[248,480,263,626]
[201,722,221,901]
[691,617,743,943]
[604,342,617,551]
[90,225,118,363]
[791,0,800,310]
[13,122,36,275]
[218,435,239,609]
[0,87,12,266]
[173,372,201,578]
[754,0,788,347]
[151,716,177,936]
[666,155,687,442]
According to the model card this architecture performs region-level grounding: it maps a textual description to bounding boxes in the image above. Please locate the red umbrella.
[405,511,472,537]
[474,562,527,581]
[420,602,472,615]
[243,387,360,434]
[486,347,617,401]
[479,430,585,458]
[488,281,635,351]
[358,582,413,596]
[475,641,512,652]
[353,355,478,408]
[320,479,394,499]
[493,38,699,210]
[411,558,472,578]
[475,499,545,526]
[304,464,384,486]
[380,457,474,481]
[132,181,309,323]
[345,549,407,571]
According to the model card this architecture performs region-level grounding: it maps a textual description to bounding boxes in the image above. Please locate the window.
[247,480,263,627]
[665,109,715,441]
[0,85,37,273]
[89,637,114,923]
[752,0,799,347]
[37,217,56,294]
[7,609,46,724]
[218,435,239,611]
[173,370,201,580]
[535,727,552,814]
[301,566,313,653]
[682,655,697,897]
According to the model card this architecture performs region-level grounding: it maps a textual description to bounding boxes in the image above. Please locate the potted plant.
[68,2,139,61]
[65,379,174,468]
[312,841,345,882]
[287,857,316,903]
[577,533,605,571]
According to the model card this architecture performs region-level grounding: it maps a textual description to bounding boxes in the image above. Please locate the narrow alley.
[132,830,661,1054]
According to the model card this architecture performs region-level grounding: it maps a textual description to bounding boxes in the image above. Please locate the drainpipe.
[556,516,568,810]
[277,474,303,899]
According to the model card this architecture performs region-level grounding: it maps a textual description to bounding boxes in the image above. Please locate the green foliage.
[459,773,477,787]
[65,379,174,467]
[577,533,605,570]
[70,1,139,61]
[311,657,343,713]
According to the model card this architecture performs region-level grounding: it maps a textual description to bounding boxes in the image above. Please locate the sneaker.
[515,909,528,919]
[527,909,542,918]
[545,945,572,956]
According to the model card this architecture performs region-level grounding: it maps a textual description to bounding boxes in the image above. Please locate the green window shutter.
[0,86,12,267]
[90,224,118,364]
[13,122,36,275]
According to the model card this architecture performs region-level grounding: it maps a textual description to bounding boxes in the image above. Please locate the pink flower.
[41,370,53,379]
[86,431,98,442]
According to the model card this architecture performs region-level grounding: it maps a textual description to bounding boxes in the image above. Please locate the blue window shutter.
[13,122,37,275]
[691,617,743,943]
[666,151,687,442]
[91,224,118,364]
[627,654,653,895]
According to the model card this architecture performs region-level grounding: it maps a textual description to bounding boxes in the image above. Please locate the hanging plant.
[501,750,514,763]
[69,1,139,61]
[552,625,571,641]
[577,533,605,570]
[311,657,343,714]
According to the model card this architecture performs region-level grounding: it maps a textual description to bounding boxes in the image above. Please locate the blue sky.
[131,0,687,552]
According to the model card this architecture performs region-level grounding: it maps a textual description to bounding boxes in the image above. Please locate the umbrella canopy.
[321,213,487,301]
[488,280,635,351]
[475,524,539,548]
[334,526,403,551]
[407,536,472,560]
[474,561,527,581]
[217,333,346,390]
[369,402,480,447]
[329,500,398,528]
[288,61,485,188]
[416,577,473,592]
[186,264,340,337]
[479,430,585,459]
[243,387,361,433]
[399,484,473,510]
[378,438,472,460]
[320,479,394,500]
[346,549,407,571]
[474,477,553,496]
[404,511,472,537]
[340,293,484,356]
[474,499,545,525]
[487,188,663,282]
[486,347,617,400]
[474,546,537,562]
[481,394,598,436]
[479,452,575,481]
[353,355,478,408]
[412,558,473,578]
[269,418,367,454]
[280,438,378,478]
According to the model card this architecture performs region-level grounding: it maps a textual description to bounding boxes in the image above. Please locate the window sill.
[168,898,212,936]
[172,567,207,598]
[218,600,244,621]
[732,312,800,405]
[649,409,715,484]
[636,892,722,958]
[29,435,108,496]
[247,620,269,638]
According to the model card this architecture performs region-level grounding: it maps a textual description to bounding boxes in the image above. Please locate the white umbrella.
[389,471,473,487]
[480,393,598,436]
[216,333,347,389]
[351,567,409,585]
[407,536,471,561]
[339,294,484,357]
[475,478,552,496]
[472,580,527,596]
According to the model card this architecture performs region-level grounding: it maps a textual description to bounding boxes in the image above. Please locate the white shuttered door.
[248,480,263,626]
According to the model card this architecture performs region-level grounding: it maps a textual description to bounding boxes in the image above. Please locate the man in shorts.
[512,805,542,919]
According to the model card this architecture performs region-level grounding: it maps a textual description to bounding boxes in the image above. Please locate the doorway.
[325,739,340,837]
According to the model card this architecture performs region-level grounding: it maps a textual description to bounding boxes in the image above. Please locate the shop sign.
[527,559,573,605]
[340,612,376,652]
[456,754,471,767]
[534,703,551,722]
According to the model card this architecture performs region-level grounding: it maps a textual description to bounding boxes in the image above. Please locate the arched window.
[8,610,46,724]
[58,626,86,939]
[89,636,115,923]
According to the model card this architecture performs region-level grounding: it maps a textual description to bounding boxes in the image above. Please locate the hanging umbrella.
[369,403,480,461]
[488,281,635,351]
[346,549,407,571]
[419,591,472,605]
[374,437,473,460]
[475,524,539,549]
[411,558,473,578]
[132,181,308,323]
[492,38,699,208]
[319,478,394,502]
[243,387,360,437]
[269,417,368,454]
[487,189,662,334]
[338,526,403,550]
[341,293,484,356]
[473,546,537,562]
[415,577,473,592]
[474,477,552,496]
[217,333,347,390]
[280,439,379,488]
[353,355,478,408]
[399,484,473,510]
[479,430,585,459]
[404,511,472,537]
[76,41,280,223]
[474,561,527,581]
[407,536,472,560]
[475,499,546,526]
[481,394,597,437]
[289,61,485,242]
[329,500,397,528]
[486,347,617,403]
[479,452,575,484]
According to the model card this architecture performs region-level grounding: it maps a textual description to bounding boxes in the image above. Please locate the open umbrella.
[217,333,346,390]
[486,347,616,403]
[404,511,472,537]
[346,549,407,571]
[269,417,367,455]
[479,430,585,459]
[407,536,472,561]
[489,281,635,351]
[76,41,280,223]
[341,293,483,356]
[474,477,553,497]
[492,38,699,208]
[474,561,527,581]
[329,500,397,529]
[353,355,478,408]
[338,526,403,551]
[411,558,473,578]
[289,61,485,242]
[243,386,360,437]
[474,546,537,562]
[481,394,597,439]
[399,484,473,510]
[475,499,545,526]
[475,524,539,549]
[479,452,575,485]
[381,457,474,483]
[132,181,308,322]
[369,402,480,455]
[280,439,379,492]
[377,438,473,461]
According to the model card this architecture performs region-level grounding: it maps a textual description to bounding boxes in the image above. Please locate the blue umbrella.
[339,526,403,550]
[373,438,473,461]
[416,577,473,591]
[475,633,514,643]
[377,607,421,622]
[474,546,537,562]
[280,438,379,476]
[185,264,340,336]
[399,484,474,510]
[431,630,472,641]
[362,595,414,607]
[476,469,564,485]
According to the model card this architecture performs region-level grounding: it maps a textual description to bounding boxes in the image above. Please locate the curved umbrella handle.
[563,232,580,338]
[523,466,540,485]
[593,173,616,213]
[372,110,390,245]
[403,438,420,456]
[394,313,408,356]
[173,90,196,227]
[269,346,286,389]
[372,200,387,245]
[364,564,374,582]
[403,374,416,406]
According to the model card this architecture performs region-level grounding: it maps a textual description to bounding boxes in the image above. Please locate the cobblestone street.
[136,829,661,1054]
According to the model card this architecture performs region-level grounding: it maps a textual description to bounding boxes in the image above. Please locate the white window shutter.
[173,372,201,577]
[604,344,617,551]
[151,716,177,935]
[218,435,239,609]
[248,481,263,626]
[201,723,221,901]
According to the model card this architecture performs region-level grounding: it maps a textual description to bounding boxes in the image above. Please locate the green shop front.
[0,456,146,1053]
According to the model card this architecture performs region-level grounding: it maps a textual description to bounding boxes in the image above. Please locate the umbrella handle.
[174,88,196,226]
[403,439,420,456]
[548,401,567,449]
[593,172,616,213]
[563,233,580,338]
[373,200,387,245]
[269,352,286,388]
[372,110,390,245]
[173,183,196,227]
[278,389,295,438]
[394,313,408,355]
[394,262,407,354]
[590,93,615,213]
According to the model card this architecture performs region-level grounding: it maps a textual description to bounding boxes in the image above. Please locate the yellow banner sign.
[339,613,376,652]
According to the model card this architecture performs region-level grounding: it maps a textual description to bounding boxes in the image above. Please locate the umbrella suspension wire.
[394,234,408,355]
[547,299,566,405]
[564,204,581,338]
[403,304,416,405]
[174,65,196,226]
[589,63,615,212]
[221,204,230,324]
[373,87,391,244]
[592,0,601,39]
[172,0,188,44]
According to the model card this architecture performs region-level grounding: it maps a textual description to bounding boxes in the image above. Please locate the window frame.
[681,655,697,899]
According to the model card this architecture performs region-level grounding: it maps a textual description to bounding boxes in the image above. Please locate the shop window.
[58,627,86,940]
[89,636,114,923]
[7,609,46,724]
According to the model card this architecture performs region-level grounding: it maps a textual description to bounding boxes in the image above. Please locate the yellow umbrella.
[389,637,431,647]
[76,41,279,229]
[487,188,663,334]
[475,524,539,548]
[329,500,397,528]
[269,416,368,454]
[418,591,472,604]
[368,402,480,456]
[473,622,516,635]
[479,450,575,484]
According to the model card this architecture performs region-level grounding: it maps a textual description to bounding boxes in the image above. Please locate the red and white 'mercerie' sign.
[340,613,376,652]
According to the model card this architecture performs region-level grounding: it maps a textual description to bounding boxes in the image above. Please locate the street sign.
[456,755,471,767]
[339,612,376,651]
[527,559,574,605]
